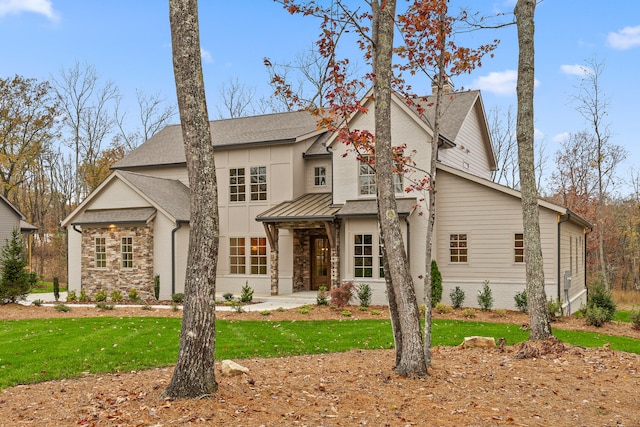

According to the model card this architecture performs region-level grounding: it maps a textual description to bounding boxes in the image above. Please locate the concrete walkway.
[22,291,317,312]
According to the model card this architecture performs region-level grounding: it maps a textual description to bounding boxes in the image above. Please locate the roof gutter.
[557,212,571,302]
[171,221,186,296]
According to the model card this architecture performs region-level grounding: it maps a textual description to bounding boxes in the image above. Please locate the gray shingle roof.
[72,207,157,225]
[407,90,480,143]
[117,171,191,222]
[114,110,321,169]
[336,198,417,217]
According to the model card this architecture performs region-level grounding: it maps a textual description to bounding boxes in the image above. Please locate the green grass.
[29,281,67,294]
[0,316,638,390]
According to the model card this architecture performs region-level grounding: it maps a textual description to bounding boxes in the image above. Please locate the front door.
[311,236,330,290]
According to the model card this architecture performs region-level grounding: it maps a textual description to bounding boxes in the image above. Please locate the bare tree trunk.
[514,0,551,340]
[162,0,219,399]
[372,0,426,377]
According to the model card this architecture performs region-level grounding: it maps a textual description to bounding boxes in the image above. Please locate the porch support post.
[263,223,279,295]
[323,221,340,289]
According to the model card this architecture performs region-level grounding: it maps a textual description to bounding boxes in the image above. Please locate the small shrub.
[358,306,368,312]
[66,290,77,302]
[370,309,381,315]
[330,282,354,307]
[94,289,107,302]
[31,299,43,307]
[477,280,493,311]
[276,307,285,312]
[298,306,310,314]
[79,289,90,303]
[54,304,71,312]
[171,303,180,312]
[230,300,244,313]
[53,277,60,302]
[462,308,476,318]
[240,282,254,303]
[587,284,616,323]
[629,308,640,330]
[261,310,271,316]
[316,285,329,306]
[357,283,372,308]
[340,310,352,317]
[495,308,507,317]
[223,292,234,301]
[110,289,123,303]
[141,304,152,311]
[547,298,562,321]
[514,290,528,313]
[128,288,139,302]
[171,293,184,303]
[585,305,608,327]
[430,260,443,308]
[154,274,160,300]
[449,286,465,309]
[96,302,114,310]
[0,230,31,304]
[435,302,452,314]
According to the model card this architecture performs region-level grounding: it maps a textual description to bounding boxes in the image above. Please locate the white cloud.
[472,70,540,96]
[607,25,640,50]
[552,132,570,143]
[534,128,545,142]
[0,0,59,21]
[200,48,213,63]
[560,64,591,77]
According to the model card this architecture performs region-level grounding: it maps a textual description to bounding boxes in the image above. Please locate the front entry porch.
[256,193,342,296]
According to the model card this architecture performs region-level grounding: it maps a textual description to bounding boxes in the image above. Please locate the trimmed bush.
[110,289,123,303]
[53,277,60,302]
[240,282,254,303]
[223,292,234,301]
[128,288,140,302]
[171,293,184,303]
[66,290,77,302]
[357,283,372,308]
[449,286,465,309]
[316,285,329,306]
[477,280,493,311]
[514,290,528,313]
[430,260,443,308]
[94,289,107,302]
[79,289,90,303]
[154,274,160,300]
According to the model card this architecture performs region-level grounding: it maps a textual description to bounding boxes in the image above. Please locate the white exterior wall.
[435,169,561,310]
[438,101,493,180]
[67,227,82,292]
[305,158,332,193]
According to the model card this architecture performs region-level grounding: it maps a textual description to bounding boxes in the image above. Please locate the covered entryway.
[257,193,341,295]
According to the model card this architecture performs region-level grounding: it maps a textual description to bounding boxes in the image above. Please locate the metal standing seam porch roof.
[256,193,419,222]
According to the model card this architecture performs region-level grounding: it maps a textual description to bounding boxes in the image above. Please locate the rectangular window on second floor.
[314,166,327,186]
[449,233,468,263]
[250,166,267,201]
[514,233,524,263]
[121,236,133,269]
[229,168,246,202]
[95,237,106,268]
[359,154,403,195]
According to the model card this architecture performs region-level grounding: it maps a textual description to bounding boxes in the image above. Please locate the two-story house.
[61,88,590,311]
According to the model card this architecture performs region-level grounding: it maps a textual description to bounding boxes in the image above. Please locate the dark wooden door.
[311,236,330,290]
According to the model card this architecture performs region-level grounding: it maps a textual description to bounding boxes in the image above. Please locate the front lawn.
[0,316,638,390]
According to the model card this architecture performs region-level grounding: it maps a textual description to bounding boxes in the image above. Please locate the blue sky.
[1,0,639,195]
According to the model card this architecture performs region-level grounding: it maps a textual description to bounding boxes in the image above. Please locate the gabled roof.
[61,170,190,227]
[335,198,417,217]
[114,110,323,169]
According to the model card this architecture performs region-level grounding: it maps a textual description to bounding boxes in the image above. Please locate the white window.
[229,168,246,202]
[354,234,373,278]
[449,234,468,263]
[359,154,403,195]
[95,237,106,268]
[229,237,246,274]
[250,166,267,201]
[314,166,327,186]
[250,237,267,274]
[121,237,133,269]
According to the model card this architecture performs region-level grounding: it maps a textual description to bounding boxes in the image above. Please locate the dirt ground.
[1,303,639,426]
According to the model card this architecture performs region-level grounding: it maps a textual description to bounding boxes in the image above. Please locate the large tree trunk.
[514,0,552,340]
[372,0,426,377]
[162,0,220,399]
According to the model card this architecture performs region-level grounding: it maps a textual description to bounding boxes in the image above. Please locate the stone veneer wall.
[80,222,154,300]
